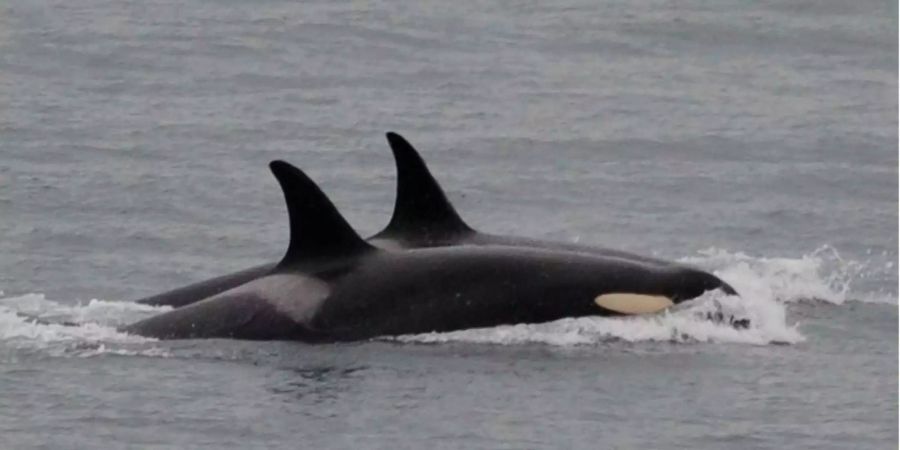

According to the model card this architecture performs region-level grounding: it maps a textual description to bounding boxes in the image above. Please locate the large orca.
[123,162,735,342]
[135,133,731,309]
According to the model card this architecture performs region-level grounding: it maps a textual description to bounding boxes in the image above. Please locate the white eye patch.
[594,293,674,315]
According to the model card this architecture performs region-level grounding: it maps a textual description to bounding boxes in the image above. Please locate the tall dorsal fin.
[269,160,374,266]
[382,132,473,238]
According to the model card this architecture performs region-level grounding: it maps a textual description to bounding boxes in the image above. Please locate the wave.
[0,245,893,355]
[0,294,169,358]
[682,245,896,305]
[393,293,799,346]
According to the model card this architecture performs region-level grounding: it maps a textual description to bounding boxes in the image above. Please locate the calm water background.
[0,0,897,448]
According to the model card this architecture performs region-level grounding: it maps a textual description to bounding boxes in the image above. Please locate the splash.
[0,293,170,359]
[393,291,801,347]
[682,245,896,305]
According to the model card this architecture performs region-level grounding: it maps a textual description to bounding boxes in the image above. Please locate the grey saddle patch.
[367,237,406,251]
[216,273,331,323]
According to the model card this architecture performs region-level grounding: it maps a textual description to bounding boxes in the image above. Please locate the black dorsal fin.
[382,132,473,238]
[269,160,374,266]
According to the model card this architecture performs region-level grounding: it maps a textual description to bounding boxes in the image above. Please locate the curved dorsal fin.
[382,132,472,238]
[269,160,374,266]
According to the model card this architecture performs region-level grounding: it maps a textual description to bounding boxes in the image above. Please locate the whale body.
[123,161,735,342]
[135,133,728,309]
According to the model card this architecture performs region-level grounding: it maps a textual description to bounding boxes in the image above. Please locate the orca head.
[667,267,738,301]
[565,260,738,317]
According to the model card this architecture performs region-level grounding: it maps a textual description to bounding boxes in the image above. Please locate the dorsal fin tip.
[269,160,373,266]
[385,132,424,167]
[382,132,472,238]
[269,159,292,173]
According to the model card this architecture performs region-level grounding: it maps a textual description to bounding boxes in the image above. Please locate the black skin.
[123,245,731,342]
[133,230,686,309]
[136,133,729,309]
[121,159,741,341]
[134,263,276,308]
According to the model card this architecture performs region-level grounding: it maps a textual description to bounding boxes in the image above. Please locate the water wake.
[683,245,896,305]
[0,293,168,358]
[0,245,892,354]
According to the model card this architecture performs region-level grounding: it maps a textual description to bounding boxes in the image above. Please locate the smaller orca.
[122,161,735,342]
[134,132,733,309]
[133,264,276,309]
[371,133,686,267]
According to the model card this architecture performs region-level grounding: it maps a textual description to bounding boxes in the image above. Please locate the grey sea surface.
[0,0,897,449]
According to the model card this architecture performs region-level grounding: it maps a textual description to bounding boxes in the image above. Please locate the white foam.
[394,291,802,347]
[682,245,897,305]
[0,293,171,358]
[2,293,170,326]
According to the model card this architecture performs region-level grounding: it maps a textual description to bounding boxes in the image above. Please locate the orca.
[133,263,276,308]
[134,132,733,309]
[123,161,735,342]
[370,133,677,267]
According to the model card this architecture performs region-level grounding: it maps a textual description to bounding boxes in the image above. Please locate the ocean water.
[0,0,896,448]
